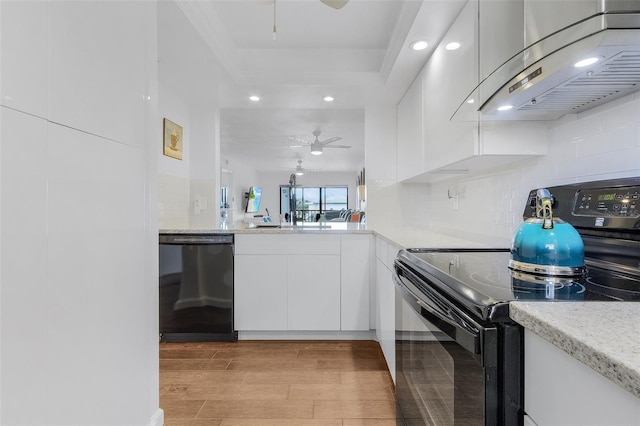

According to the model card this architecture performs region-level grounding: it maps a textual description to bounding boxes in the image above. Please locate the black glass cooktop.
[396,248,640,322]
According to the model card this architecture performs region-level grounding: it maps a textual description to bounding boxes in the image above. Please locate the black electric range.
[398,246,640,323]
[393,177,640,426]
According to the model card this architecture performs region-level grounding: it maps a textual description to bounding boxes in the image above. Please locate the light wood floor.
[160,340,396,426]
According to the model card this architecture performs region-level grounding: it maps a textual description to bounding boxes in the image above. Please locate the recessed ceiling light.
[445,42,461,51]
[411,40,428,51]
[467,99,475,104]
[324,96,334,102]
[497,105,513,111]
[249,95,260,102]
[574,57,599,68]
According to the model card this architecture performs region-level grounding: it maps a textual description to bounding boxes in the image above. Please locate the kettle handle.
[536,189,554,229]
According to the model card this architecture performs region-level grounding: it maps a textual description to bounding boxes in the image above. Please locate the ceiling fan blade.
[320,136,343,145]
[320,0,349,9]
[323,145,351,149]
[289,136,310,145]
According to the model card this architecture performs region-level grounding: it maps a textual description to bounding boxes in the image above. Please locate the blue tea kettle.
[509,188,585,276]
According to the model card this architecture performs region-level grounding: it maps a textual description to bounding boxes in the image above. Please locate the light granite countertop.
[160,222,371,234]
[510,301,640,399]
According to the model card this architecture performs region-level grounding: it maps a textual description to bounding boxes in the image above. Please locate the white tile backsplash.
[190,178,217,229]
[379,93,640,246]
[158,173,190,229]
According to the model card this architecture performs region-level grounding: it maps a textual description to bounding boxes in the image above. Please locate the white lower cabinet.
[525,329,640,426]
[374,236,399,383]
[288,254,340,330]
[234,233,372,332]
[234,254,288,330]
[341,234,373,331]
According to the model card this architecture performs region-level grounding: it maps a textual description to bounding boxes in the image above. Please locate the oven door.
[393,261,499,426]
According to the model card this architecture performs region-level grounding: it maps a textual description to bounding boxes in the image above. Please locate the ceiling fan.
[267,0,349,40]
[290,130,352,156]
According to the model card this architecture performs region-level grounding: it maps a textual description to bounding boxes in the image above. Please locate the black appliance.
[159,233,237,342]
[393,177,640,425]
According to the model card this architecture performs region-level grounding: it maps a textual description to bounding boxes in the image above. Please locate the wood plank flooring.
[160,340,396,425]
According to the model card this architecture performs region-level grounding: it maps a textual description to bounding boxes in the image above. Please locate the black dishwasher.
[159,233,237,342]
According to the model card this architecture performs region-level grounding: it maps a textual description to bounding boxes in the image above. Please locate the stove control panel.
[573,186,639,218]
[523,178,640,230]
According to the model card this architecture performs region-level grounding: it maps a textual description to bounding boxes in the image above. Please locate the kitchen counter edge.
[159,227,373,235]
[510,301,640,399]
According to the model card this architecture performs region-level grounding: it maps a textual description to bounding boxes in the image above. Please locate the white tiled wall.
[372,92,640,246]
[158,173,190,229]
[190,178,217,229]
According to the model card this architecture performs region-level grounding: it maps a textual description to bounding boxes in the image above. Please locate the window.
[280,186,348,222]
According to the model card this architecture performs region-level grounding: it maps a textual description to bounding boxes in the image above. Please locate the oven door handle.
[393,267,481,354]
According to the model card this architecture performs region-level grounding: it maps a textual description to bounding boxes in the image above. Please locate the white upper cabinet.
[397,0,547,183]
[49,1,150,148]
[1,1,151,147]
[397,71,425,182]
[0,1,49,118]
[422,0,479,176]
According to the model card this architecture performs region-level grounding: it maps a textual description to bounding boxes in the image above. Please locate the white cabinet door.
[340,235,373,331]
[525,329,640,425]
[235,234,368,332]
[49,1,150,147]
[235,233,340,255]
[402,0,546,182]
[234,255,288,330]
[0,108,50,422]
[376,258,396,383]
[0,1,49,118]
[423,0,479,174]
[288,255,341,330]
[397,70,425,181]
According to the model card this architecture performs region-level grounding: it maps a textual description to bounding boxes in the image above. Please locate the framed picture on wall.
[163,118,183,160]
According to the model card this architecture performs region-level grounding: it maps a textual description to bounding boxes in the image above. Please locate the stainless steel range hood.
[454,3,640,121]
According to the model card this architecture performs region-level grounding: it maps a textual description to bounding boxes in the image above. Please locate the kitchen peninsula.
[161,224,375,340]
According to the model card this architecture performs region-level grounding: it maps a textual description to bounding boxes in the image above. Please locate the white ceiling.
[176,0,466,175]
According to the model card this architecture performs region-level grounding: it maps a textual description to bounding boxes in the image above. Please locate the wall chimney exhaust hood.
[454,5,640,122]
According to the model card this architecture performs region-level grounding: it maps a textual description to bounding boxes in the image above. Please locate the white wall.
[158,1,221,230]
[0,1,160,425]
[369,92,640,246]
